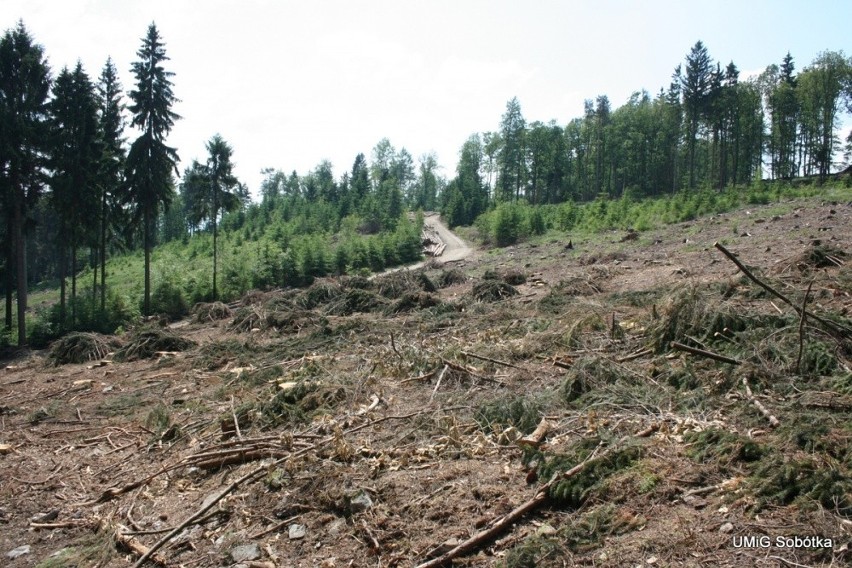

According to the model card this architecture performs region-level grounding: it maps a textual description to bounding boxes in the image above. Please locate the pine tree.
[125,23,180,315]
[192,135,244,300]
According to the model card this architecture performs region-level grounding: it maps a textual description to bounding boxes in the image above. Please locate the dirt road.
[375,213,472,277]
[422,212,472,263]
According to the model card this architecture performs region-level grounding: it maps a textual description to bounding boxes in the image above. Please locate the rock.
[536,523,557,536]
[289,524,307,540]
[682,495,707,509]
[31,509,59,523]
[719,522,734,534]
[348,491,373,514]
[229,543,261,563]
[6,545,31,559]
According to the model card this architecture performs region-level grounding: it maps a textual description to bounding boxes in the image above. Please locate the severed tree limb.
[714,242,851,338]
[670,341,741,366]
[115,524,168,566]
[459,350,523,370]
[518,418,550,448]
[132,411,428,567]
[796,281,813,374]
[430,365,449,402]
[413,441,623,568]
[742,376,780,428]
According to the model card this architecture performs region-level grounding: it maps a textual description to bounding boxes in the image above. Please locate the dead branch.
[518,418,550,448]
[414,440,624,568]
[617,348,653,363]
[714,242,852,338]
[131,410,428,567]
[459,350,523,370]
[430,365,449,402]
[115,525,168,567]
[796,281,813,374]
[249,515,299,539]
[670,341,741,366]
[742,376,780,428]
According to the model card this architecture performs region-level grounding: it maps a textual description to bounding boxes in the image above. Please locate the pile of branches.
[470,279,518,302]
[48,332,120,366]
[114,328,196,362]
[192,302,232,323]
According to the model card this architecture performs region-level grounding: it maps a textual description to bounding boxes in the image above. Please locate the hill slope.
[1,192,851,567]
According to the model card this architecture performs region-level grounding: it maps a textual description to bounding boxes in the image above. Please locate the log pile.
[422,224,446,257]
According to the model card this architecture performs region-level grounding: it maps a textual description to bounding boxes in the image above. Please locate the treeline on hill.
[2,25,851,349]
[439,42,852,233]
[0,21,424,347]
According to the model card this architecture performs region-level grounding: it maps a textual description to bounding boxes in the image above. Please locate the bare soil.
[1,194,851,567]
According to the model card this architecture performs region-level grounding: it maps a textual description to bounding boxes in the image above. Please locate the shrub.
[494,202,523,246]
[149,280,189,321]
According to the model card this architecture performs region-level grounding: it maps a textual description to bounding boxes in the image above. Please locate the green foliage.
[145,403,171,435]
[561,355,631,404]
[114,328,196,362]
[684,428,766,465]
[475,396,543,435]
[255,380,345,430]
[528,440,643,508]
[752,454,852,514]
[149,279,189,320]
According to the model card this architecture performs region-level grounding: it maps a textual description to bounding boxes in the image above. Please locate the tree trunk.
[91,247,97,310]
[100,190,107,312]
[143,210,151,316]
[213,181,219,301]
[59,245,67,330]
[212,217,218,302]
[13,193,27,346]
[71,237,77,327]
[4,231,12,331]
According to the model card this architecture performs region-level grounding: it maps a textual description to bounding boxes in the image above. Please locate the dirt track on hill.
[423,213,472,263]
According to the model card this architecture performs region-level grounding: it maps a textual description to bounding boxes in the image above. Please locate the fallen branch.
[131,410,428,567]
[414,440,624,568]
[670,341,741,366]
[115,525,168,567]
[796,281,813,374]
[430,365,449,402]
[518,418,550,448]
[742,376,780,428]
[617,348,653,363]
[249,515,299,539]
[460,350,523,370]
[714,242,852,338]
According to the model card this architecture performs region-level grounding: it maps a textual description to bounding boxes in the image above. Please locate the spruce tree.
[48,62,100,328]
[125,23,180,315]
[0,21,51,345]
[95,57,126,312]
[681,41,713,189]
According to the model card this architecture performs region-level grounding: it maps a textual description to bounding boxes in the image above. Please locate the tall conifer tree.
[125,23,180,315]
[0,21,51,345]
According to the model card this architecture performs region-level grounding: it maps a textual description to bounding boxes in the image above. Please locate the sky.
[5,0,852,198]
